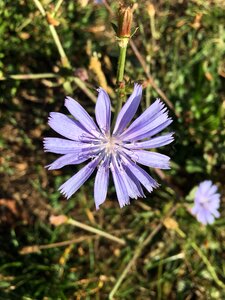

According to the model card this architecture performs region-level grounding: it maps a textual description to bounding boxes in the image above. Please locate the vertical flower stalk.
[113,4,133,126]
[116,4,133,82]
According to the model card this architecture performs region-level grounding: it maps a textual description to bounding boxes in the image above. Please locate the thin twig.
[53,0,64,15]
[109,205,177,299]
[48,25,70,67]
[33,0,45,15]
[0,73,58,80]
[32,0,96,103]
[67,218,126,246]
[19,235,95,254]
[33,0,70,66]
[130,40,176,114]
[20,216,127,255]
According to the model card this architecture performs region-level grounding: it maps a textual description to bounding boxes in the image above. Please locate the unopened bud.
[117,5,133,38]
[147,3,155,17]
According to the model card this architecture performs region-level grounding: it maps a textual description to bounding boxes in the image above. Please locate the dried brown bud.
[49,214,68,226]
[163,217,178,230]
[46,12,60,27]
[117,4,133,38]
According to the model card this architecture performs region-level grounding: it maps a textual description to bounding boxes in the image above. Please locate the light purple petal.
[65,97,100,136]
[196,210,208,225]
[121,168,143,199]
[46,153,88,170]
[198,180,212,194]
[125,167,145,198]
[94,158,110,209]
[212,210,220,218]
[121,155,158,193]
[191,204,200,215]
[95,88,111,134]
[124,149,170,169]
[204,210,215,224]
[121,112,172,141]
[43,137,102,156]
[121,99,166,137]
[44,138,84,154]
[125,133,174,150]
[192,202,219,225]
[113,84,142,135]
[207,206,220,218]
[208,194,220,203]
[204,199,220,211]
[207,184,218,196]
[110,157,130,207]
[48,112,90,141]
[59,157,100,199]
[136,119,173,141]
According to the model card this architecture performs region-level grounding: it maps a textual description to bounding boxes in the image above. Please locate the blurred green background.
[0,0,224,299]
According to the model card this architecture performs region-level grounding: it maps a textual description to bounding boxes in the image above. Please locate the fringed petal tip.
[43,138,49,151]
[43,138,53,153]
[45,163,62,171]
[59,188,70,200]
[119,201,130,208]
[163,158,171,170]
[58,184,71,199]
[47,113,53,123]
[154,98,164,107]
[96,87,106,93]
[64,96,73,110]
[146,180,159,192]
[64,96,74,105]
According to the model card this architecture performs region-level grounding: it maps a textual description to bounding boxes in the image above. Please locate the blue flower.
[94,0,103,4]
[44,84,174,209]
[191,180,220,225]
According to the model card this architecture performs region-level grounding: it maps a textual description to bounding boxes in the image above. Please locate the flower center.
[199,196,208,204]
[103,135,121,156]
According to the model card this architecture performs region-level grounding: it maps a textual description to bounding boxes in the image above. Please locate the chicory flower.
[44,84,174,209]
[191,180,220,225]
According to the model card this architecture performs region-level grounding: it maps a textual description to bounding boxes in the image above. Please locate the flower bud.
[147,3,155,18]
[117,4,133,38]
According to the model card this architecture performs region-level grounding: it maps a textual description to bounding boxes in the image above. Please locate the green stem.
[175,227,225,289]
[116,45,127,84]
[48,25,71,68]
[53,0,64,15]
[112,42,128,129]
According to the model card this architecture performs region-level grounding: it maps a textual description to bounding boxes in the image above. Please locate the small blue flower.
[191,180,220,225]
[94,0,103,4]
[44,84,174,209]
